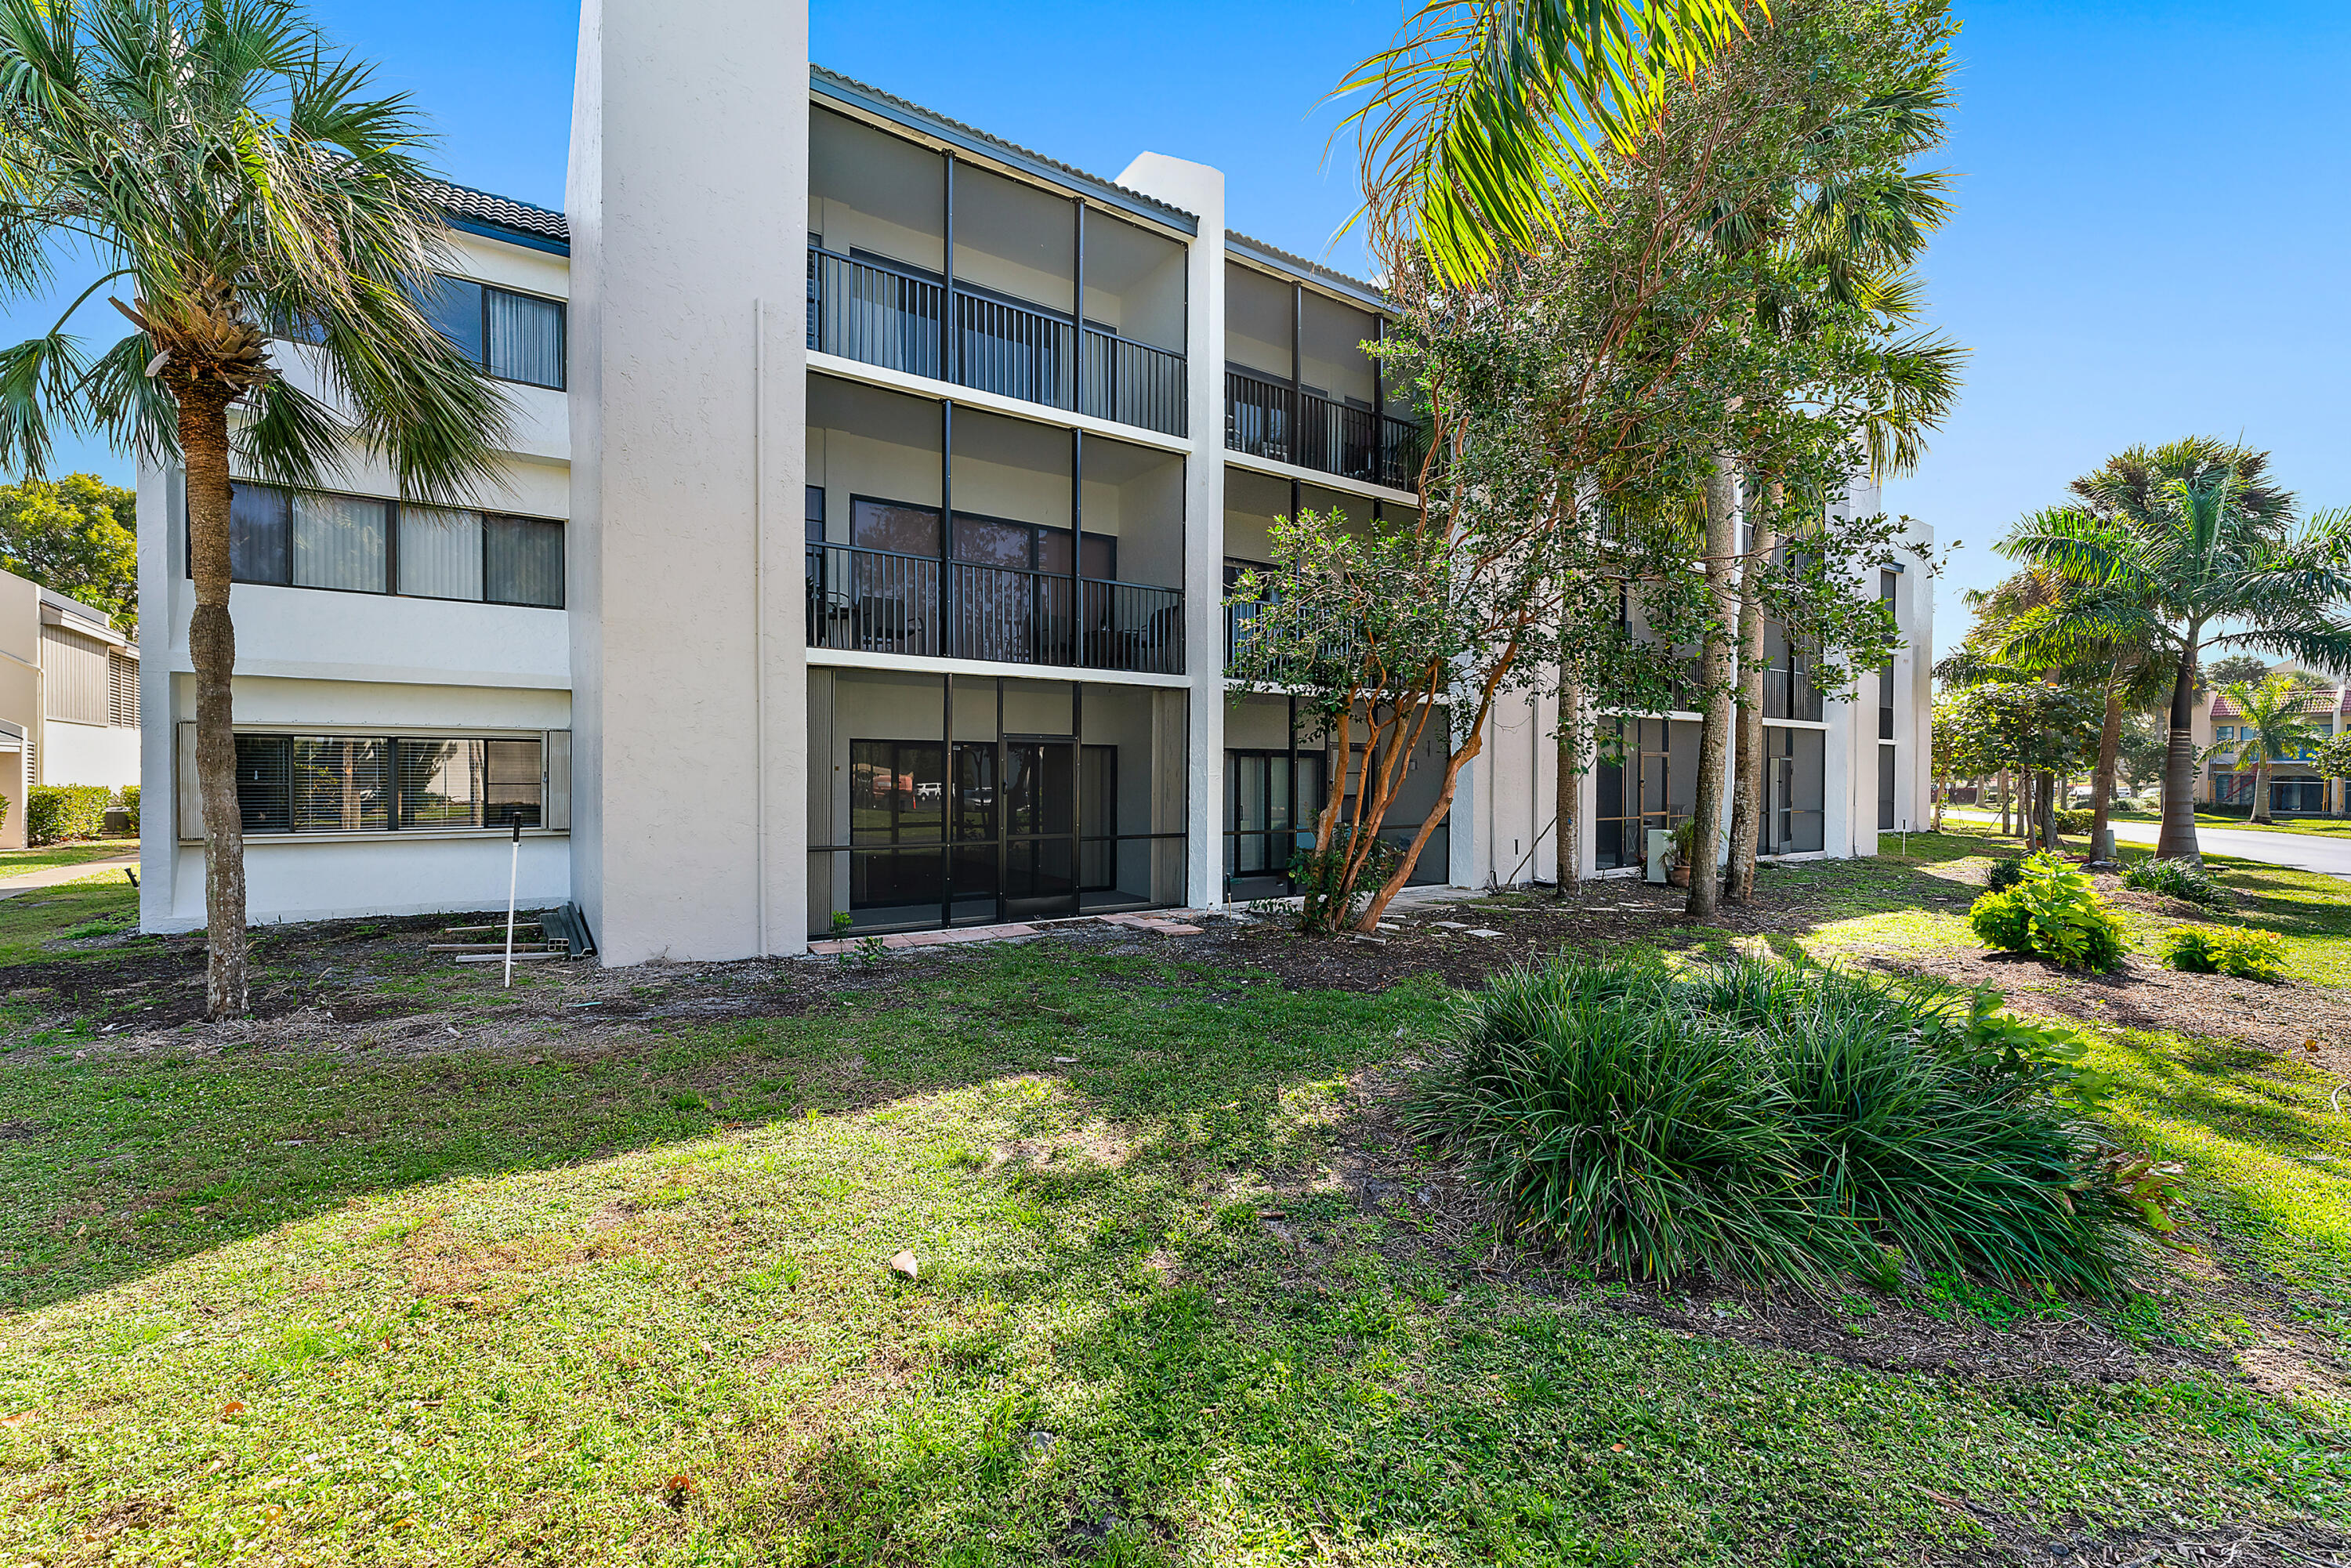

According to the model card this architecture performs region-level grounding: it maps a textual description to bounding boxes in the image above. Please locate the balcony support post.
[941,399,955,661]
[1072,200,1086,417]
[1070,426,1085,668]
[941,154,957,388]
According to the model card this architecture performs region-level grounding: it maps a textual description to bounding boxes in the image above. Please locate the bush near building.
[24,784,114,846]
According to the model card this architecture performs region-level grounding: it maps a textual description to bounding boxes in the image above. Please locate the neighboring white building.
[0,566,140,850]
[136,0,1933,951]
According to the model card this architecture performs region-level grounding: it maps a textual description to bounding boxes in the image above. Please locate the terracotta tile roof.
[2210,684,2347,721]
[418,175,568,246]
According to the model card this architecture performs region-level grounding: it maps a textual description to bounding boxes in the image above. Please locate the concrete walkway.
[0,853,137,900]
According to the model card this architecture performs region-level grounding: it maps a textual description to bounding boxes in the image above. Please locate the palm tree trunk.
[1685,458,1738,917]
[179,386,249,1019]
[2157,640,2202,861]
[1554,674,1582,896]
[2251,749,2272,824]
[2088,683,2123,864]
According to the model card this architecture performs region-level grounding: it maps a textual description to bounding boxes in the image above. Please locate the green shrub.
[2163,925,2286,982]
[2122,856,2226,907]
[1411,956,2154,1295]
[0,792,8,832]
[1984,856,2023,893]
[24,784,112,846]
[118,784,139,833]
[1968,853,2128,972]
[2053,807,2095,835]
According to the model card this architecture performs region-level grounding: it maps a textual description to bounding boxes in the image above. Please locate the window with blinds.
[39,625,111,724]
[214,482,563,608]
[230,733,548,835]
[108,655,139,727]
[416,273,566,390]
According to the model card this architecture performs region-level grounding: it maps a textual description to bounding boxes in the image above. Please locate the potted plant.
[1664,819,1697,888]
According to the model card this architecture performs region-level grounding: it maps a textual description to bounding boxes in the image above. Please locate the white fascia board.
[1222,446,1418,507]
[806,352,1194,457]
[806,646,1190,690]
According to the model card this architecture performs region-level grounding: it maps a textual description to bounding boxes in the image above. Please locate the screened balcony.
[805,375,1185,675]
[1224,262,1418,490]
[808,107,1188,437]
[1222,473,1411,672]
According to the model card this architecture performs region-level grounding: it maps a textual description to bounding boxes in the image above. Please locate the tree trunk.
[1554,675,1582,896]
[1724,505,1781,904]
[2251,750,2272,824]
[2157,638,2203,860]
[1998,768,2012,837]
[1685,458,1739,917]
[179,385,249,1019]
[2088,681,2123,864]
[2039,770,2058,852]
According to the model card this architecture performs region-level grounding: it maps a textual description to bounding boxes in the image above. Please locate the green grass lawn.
[2,860,2348,1563]
[0,841,136,878]
[0,870,139,967]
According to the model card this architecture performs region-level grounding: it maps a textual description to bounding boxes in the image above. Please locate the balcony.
[807,545,1182,675]
[809,107,1190,438]
[1224,368,1418,489]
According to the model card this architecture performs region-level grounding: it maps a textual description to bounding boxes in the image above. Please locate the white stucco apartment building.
[136,0,1933,957]
[1,567,140,850]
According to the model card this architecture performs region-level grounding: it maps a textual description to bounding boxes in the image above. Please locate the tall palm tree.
[0,0,509,1017]
[1977,556,2175,863]
[2222,673,2326,825]
[1338,0,1755,285]
[2006,440,2351,862]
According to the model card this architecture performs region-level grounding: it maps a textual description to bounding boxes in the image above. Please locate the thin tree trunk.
[2039,770,2057,853]
[179,386,249,1019]
[1723,504,1781,904]
[2157,638,2202,860]
[1998,768,2012,837]
[2088,681,2123,864]
[2251,748,2272,824]
[1555,674,1582,896]
[1686,458,1739,917]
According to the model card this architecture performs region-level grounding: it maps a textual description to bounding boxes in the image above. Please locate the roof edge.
[812,65,1197,237]
[1226,231,1389,312]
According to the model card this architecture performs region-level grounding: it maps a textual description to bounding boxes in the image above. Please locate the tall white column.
[568,0,810,961]
[1115,153,1224,911]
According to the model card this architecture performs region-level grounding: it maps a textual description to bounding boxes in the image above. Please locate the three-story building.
[137,0,1932,954]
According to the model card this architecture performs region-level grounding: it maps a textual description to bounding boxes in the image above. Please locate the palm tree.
[2005,439,2351,863]
[1338,0,1754,285]
[0,0,509,1017]
[1976,558,2175,863]
[2222,672,2326,824]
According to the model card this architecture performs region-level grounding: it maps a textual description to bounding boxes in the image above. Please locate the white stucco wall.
[39,720,139,791]
[568,0,810,962]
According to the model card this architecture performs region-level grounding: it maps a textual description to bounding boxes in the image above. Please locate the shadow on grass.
[0,941,1449,1313]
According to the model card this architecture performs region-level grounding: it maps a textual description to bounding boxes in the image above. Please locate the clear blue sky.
[9,0,2347,657]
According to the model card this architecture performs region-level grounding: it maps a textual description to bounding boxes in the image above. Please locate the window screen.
[487,516,564,607]
[292,493,389,592]
[418,275,486,361]
[229,484,291,584]
[487,288,564,389]
[399,506,484,599]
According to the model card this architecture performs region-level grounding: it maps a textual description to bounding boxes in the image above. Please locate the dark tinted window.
[487,515,564,607]
[235,734,293,831]
[418,275,486,361]
[229,485,290,585]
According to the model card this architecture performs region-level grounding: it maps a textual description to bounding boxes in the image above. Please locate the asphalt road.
[2104,818,2351,880]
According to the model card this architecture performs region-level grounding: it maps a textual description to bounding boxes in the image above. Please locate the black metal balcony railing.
[1764,664,1824,722]
[808,245,1187,438]
[1223,596,1358,676]
[1224,368,1420,491]
[807,544,1183,675]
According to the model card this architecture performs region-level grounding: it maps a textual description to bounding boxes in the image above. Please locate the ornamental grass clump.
[1968,852,2128,971]
[2122,856,2228,908]
[1409,956,2165,1295]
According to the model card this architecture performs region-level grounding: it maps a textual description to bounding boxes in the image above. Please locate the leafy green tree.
[2115,713,2168,794]
[1934,679,2104,852]
[2314,726,2351,788]
[2005,438,2351,863]
[0,0,509,1017]
[2222,673,2327,824]
[0,473,136,628]
[2199,654,2271,695]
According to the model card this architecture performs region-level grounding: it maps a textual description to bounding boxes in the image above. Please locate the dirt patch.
[1937,1509,2351,1567]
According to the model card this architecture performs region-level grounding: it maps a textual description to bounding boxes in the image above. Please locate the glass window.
[234,734,292,832]
[486,516,564,607]
[418,275,485,362]
[293,737,392,831]
[291,492,389,592]
[487,288,565,389]
[2215,725,2234,741]
[399,506,484,600]
[228,483,290,585]
[397,738,483,827]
